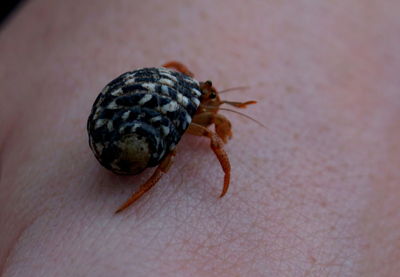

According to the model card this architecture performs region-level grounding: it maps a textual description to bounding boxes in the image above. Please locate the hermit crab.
[87,62,256,213]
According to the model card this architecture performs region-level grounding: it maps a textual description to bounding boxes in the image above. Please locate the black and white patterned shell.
[87,67,203,175]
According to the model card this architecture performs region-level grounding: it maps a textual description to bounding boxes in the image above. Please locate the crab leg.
[187,123,231,197]
[162,61,194,77]
[115,149,177,213]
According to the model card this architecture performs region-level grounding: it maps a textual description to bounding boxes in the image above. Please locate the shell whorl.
[87,67,203,174]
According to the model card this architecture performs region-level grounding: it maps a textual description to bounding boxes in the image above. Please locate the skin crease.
[0,0,400,276]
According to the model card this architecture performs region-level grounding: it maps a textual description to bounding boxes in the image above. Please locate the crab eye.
[209,92,216,99]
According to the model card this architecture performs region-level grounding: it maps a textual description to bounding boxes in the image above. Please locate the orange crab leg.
[162,61,194,77]
[192,112,233,144]
[187,123,231,197]
[115,149,177,213]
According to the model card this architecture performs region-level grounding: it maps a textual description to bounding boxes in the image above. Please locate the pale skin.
[1,1,400,276]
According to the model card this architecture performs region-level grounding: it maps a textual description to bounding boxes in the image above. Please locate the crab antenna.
[219,108,267,129]
[219,86,250,94]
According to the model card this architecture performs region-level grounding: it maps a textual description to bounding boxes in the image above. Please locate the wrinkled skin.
[1,1,400,276]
